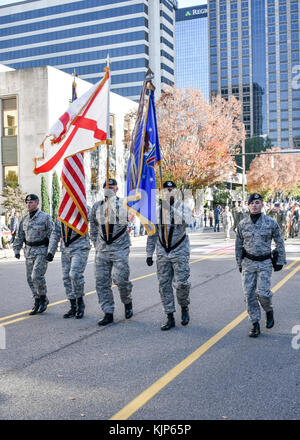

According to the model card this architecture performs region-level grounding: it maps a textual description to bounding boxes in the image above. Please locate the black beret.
[25,194,39,202]
[103,178,117,188]
[248,193,263,205]
[163,181,177,189]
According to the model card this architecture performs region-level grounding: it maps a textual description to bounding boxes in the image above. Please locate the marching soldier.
[13,194,53,315]
[46,212,91,319]
[146,181,192,331]
[235,193,286,338]
[90,179,133,326]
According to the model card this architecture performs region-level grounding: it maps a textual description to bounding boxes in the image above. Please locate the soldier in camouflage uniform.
[146,181,192,331]
[13,194,53,315]
[47,210,91,319]
[232,201,244,232]
[235,193,286,337]
[90,179,133,326]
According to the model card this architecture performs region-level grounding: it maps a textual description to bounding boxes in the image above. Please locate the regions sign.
[176,5,208,22]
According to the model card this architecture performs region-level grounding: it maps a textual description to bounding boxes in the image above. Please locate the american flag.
[57,77,88,235]
[58,152,88,235]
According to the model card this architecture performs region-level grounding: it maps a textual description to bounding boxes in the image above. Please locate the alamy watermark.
[0,326,6,350]
[291,325,300,350]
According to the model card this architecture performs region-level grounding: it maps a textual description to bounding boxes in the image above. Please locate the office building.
[208,0,300,148]
[176,4,209,101]
[0,0,178,101]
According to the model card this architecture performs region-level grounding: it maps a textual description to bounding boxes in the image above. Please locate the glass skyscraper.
[0,0,178,101]
[208,0,300,148]
[176,4,209,101]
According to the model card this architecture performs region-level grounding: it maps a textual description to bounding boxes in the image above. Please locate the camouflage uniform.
[90,196,132,314]
[235,214,286,323]
[48,219,91,300]
[146,201,192,314]
[232,206,244,232]
[13,209,53,299]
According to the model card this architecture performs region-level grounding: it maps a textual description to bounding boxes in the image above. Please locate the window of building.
[269,35,276,43]
[4,165,18,186]
[2,97,18,137]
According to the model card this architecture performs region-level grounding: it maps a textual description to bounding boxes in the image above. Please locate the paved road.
[0,231,300,421]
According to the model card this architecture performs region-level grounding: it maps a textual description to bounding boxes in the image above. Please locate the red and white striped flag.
[34,68,110,174]
[58,152,88,235]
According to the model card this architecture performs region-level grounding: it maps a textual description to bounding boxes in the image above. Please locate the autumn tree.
[155,86,245,189]
[247,148,300,199]
[1,185,27,215]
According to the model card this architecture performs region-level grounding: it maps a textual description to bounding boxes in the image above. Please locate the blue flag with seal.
[124,85,161,235]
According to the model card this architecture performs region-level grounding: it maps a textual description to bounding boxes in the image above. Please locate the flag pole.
[146,81,168,246]
[105,55,111,238]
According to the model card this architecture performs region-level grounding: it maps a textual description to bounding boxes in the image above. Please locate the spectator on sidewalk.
[9,210,20,244]
[214,205,221,232]
[222,206,234,240]
[209,209,214,228]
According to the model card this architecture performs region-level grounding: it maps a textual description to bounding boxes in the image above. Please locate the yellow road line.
[271,263,300,292]
[0,254,223,326]
[284,258,300,271]
[110,263,300,420]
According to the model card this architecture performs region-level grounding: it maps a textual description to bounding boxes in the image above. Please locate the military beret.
[248,193,263,205]
[25,194,39,202]
[163,181,177,189]
[103,178,117,188]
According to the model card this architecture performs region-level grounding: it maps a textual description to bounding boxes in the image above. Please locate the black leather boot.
[75,297,85,319]
[98,313,113,326]
[249,322,260,337]
[181,307,190,326]
[29,298,40,315]
[266,310,274,328]
[38,296,49,314]
[63,299,77,318]
[161,313,175,331]
[124,302,133,319]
